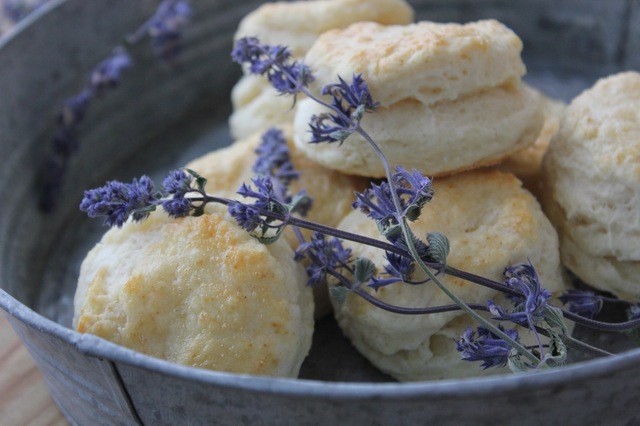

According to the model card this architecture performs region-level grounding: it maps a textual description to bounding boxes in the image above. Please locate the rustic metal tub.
[1,0,639,424]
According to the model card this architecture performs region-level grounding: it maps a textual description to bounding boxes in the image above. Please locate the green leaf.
[539,331,567,368]
[404,204,422,222]
[426,232,450,266]
[287,193,313,216]
[543,306,569,334]
[624,328,640,346]
[255,227,284,245]
[507,350,531,373]
[191,204,205,217]
[354,257,376,285]
[380,223,401,240]
[330,285,349,304]
[185,168,208,193]
[351,104,365,122]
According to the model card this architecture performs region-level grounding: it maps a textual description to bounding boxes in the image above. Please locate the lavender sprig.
[456,326,521,370]
[79,168,208,227]
[127,0,193,63]
[40,1,193,213]
[559,289,604,320]
[40,48,132,212]
[488,263,553,327]
[231,37,314,97]
[294,232,353,287]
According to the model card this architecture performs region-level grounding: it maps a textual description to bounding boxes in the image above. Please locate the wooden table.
[0,313,68,426]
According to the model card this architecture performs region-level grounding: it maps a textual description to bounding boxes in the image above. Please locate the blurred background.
[1,0,49,36]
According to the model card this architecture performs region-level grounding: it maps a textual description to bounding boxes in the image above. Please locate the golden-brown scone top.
[541,71,640,300]
[234,0,415,58]
[305,20,525,106]
[185,125,367,318]
[332,170,566,381]
[74,206,314,377]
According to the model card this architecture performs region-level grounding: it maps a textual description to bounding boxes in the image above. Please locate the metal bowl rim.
[3,288,640,399]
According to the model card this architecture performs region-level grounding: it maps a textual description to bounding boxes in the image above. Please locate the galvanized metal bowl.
[1,0,639,424]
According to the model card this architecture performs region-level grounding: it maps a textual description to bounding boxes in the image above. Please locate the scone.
[185,125,367,317]
[230,0,415,140]
[331,170,566,381]
[496,92,566,199]
[541,72,640,300]
[294,20,544,178]
[74,205,314,377]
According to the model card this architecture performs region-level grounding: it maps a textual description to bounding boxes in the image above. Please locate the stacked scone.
[230,0,414,139]
[541,72,640,301]
[334,171,565,380]
[294,20,545,177]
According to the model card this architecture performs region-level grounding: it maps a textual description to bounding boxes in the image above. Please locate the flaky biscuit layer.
[294,81,543,177]
[332,170,566,381]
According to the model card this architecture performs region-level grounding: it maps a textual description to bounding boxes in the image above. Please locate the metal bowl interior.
[1,0,639,424]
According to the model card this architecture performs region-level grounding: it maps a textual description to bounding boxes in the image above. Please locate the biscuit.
[230,75,295,141]
[234,0,415,59]
[185,125,367,317]
[73,206,314,377]
[331,170,566,381]
[540,73,640,298]
[294,80,544,177]
[495,91,566,199]
[230,0,415,140]
[543,197,640,300]
[304,20,525,107]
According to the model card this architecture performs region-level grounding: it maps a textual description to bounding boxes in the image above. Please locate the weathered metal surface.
[1,0,640,425]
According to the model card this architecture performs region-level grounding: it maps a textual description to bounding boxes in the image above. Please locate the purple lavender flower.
[369,251,416,290]
[228,176,287,236]
[392,166,434,221]
[231,37,314,96]
[559,289,603,319]
[80,176,159,227]
[629,305,640,320]
[80,169,203,225]
[295,232,352,286]
[309,74,378,144]
[253,128,299,187]
[89,47,132,94]
[488,263,552,327]
[161,196,193,218]
[456,326,520,370]
[128,0,193,62]
[2,0,48,25]
[353,166,434,226]
[162,169,194,198]
[40,48,132,212]
[321,74,379,114]
[353,181,397,225]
